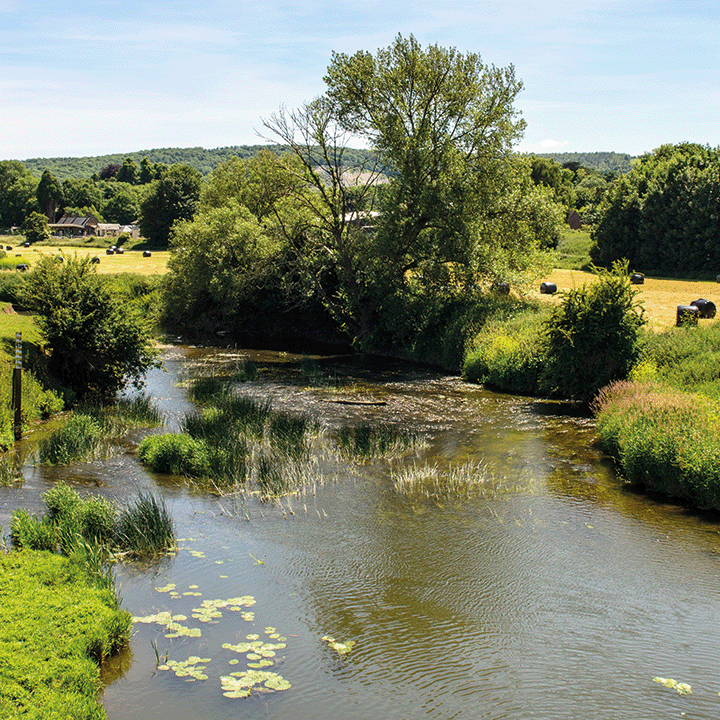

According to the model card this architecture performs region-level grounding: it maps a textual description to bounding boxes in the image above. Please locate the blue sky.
[1,0,718,159]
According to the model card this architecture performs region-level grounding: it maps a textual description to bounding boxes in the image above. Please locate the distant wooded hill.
[533,152,634,174]
[16,146,634,180]
[18,145,381,180]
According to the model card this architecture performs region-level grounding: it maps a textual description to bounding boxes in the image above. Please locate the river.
[2,344,720,719]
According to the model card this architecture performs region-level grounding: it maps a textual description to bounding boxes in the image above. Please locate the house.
[49,214,99,238]
[97,223,121,238]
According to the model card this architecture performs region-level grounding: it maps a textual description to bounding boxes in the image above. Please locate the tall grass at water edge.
[392,460,495,500]
[139,388,318,497]
[335,422,426,460]
[10,482,175,558]
[592,380,720,510]
[38,395,162,465]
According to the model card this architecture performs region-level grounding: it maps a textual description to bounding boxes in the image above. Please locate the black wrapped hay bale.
[540,282,557,294]
[677,305,699,326]
[492,281,510,295]
[143,250,152,257]
[691,298,717,319]
[630,273,645,284]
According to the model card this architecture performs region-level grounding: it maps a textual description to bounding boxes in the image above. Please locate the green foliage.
[591,143,720,275]
[0,549,131,719]
[0,160,39,229]
[137,432,210,476]
[114,491,175,556]
[539,261,646,402]
[38,414,106,464]
[139,163,202,246]
[36,169,63,222]
[21,210,51,243]
[10,482,174,557]
[19,254,160,401]
[463,306,550,394]
[593,381,720,510]
[535,151,633,174]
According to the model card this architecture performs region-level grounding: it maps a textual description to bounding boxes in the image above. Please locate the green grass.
[592,380,720,510]
[553,228,593,270]
[114,491,175,557]
[38,397,162,465]
[0,549,131,719]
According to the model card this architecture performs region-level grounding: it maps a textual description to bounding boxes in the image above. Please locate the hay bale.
[691,298,717,319]
[540,282,557,294]
[630,273,645,284]
[676,305,699,326]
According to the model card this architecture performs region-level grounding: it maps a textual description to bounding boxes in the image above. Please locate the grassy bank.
[0,549,131,719]
[464,270,720,510]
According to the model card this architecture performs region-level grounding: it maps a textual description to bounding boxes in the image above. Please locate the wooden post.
[11,332,21,441]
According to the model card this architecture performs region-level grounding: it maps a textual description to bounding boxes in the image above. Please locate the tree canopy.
[590,143,720,274]
[21,255,160,401]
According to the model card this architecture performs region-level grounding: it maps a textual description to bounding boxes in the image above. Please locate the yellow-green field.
[534,269,719,331]
[3,245,169,276]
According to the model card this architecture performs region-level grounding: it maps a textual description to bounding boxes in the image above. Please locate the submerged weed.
[336,422,425,460]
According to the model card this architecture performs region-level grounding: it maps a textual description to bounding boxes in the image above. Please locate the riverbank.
[0,549,131,719]
[464,269,720,510]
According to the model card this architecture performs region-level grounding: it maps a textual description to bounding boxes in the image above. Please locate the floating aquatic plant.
[158,656,211,681]
[132,611,202,638]
[653,677,692,695]
[220,669,291,698]
[322,635,356,656]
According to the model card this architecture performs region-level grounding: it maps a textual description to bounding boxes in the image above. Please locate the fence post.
[11,332,22,441]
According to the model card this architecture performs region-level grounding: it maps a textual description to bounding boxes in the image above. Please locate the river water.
[2,344,720,719]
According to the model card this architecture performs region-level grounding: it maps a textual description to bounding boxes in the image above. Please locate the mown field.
[534,268,719,331]
[0,242,169,276]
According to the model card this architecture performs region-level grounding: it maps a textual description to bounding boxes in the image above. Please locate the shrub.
[540,260,645,402]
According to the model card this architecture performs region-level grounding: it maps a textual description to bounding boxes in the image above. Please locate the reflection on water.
[3,345,720,720]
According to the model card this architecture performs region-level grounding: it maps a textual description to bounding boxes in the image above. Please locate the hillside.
[534,151,634,173]
[18,145,381,180]
[15,147,633,181]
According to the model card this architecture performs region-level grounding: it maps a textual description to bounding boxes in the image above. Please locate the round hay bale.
[15,263,28,272]
[143,250,152,257]
[676,305,699,326]
[691,298,717,319]
[106,248,114,255]
[91,256,100,264]
[540,282,557,295]
[492,281,510,295]
[630,273,644,284]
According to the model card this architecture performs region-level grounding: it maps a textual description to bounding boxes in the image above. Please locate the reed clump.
[38,395,162,465]
[138,388,319,497]
[335,422,425,460]
[392,460,494,499]
[10,482,176,558]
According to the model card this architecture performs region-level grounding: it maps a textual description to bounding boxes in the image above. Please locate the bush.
[20,254,160,401]
[539,260,645,402]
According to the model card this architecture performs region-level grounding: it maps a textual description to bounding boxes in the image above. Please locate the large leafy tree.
[259,35,555,342]
[323,35,528,287]
[36,169,63,222]
[139,164,201,246]
[20,255,160,401]
[591,143,720,274]
[0,161,38,228]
